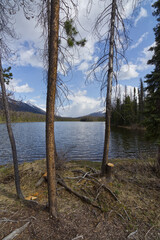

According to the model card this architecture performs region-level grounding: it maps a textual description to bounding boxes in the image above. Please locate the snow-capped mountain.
[0,97,45,115]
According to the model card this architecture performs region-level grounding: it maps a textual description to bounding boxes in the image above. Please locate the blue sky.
[3,0,156,117]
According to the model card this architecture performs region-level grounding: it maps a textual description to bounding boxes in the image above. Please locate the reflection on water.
[0,122,157,165]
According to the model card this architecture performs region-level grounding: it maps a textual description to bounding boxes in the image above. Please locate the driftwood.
[2,222,30,240]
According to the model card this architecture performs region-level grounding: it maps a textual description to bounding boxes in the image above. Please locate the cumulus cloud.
[6,79,34,93]
[137,42,155,70]
[130,32,148,49]
[58,90,104,117]
[112,84,138,102]
[12,43,43,68]
[118,64,139,80]
[9,0,140,69]
[78,61,89,71]
[117,42,154,81]
[134,7,148,26]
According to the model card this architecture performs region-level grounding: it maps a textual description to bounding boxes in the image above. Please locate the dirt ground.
[0,158,160,240]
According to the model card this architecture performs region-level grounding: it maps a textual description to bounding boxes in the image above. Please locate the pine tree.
[139,78,144,124]
[145,0,160,169]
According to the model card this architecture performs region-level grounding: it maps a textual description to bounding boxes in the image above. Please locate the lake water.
[0,122,157,165]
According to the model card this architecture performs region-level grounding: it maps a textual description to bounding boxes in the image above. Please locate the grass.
[0,158,160,239]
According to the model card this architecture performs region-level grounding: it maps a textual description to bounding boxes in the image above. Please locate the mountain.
[86,110,105,117]
[0,97,45,115]
[75,110,105,121]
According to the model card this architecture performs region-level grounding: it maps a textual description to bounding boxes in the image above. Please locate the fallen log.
[57,178,101,210]
[35,172,47,187]
[2,222,30,240]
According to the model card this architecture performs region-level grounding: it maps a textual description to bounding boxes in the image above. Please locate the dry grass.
[0,158,160,240]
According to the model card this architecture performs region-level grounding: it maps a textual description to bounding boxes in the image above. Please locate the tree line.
[0,111,46,123]
[111,79,145,127]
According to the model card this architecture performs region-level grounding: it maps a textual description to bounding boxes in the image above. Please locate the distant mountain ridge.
[86,110,105,118]
[0,97,45,115]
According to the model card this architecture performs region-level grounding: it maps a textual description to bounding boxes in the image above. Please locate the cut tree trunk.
[105,163,114,181]
[0,57,23,199]
[101,0,116,176]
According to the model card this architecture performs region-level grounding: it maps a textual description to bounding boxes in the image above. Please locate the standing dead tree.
[88,0,139,176]
[0,0,33,199]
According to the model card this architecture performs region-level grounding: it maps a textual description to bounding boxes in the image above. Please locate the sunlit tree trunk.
[101,0,116,176]
[46,0,60,218]
[0,56,23,199]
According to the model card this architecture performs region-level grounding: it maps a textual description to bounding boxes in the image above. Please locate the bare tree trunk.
[157,145,160,170]
[46,0,60,218]
[101,0,116,176]
[0,57,23,199]
[47,0,58,163]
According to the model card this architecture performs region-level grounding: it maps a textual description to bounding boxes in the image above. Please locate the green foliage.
[144,0,160,145]
[0,111,46,123]
[64,19,86,48]
[111,81,145,127]
[3,66,13,85]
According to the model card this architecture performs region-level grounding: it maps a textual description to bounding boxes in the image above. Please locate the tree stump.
[105,163,114,181]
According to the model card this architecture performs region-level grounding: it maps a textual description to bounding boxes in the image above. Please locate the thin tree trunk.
[101,0,116,176]
[47,0,58,163]
[0,57,23,199]
[157,145,160,170]
[46,0,60,218]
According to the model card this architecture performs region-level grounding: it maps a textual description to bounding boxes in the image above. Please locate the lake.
[0,122,157,165]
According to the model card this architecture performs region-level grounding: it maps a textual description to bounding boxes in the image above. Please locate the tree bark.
[157,145,160,170]
[46,0,60,218]
[101,0,116,176]
[0,57,23,199]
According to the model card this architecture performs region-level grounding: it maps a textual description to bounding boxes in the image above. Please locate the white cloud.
[6,79,34,93]
[130,32,148,49]
[6,0,141,70]
[117,42,154,81]
[28,99,37,104]
[134,7,148,26]
[112,84,138,102]
[13,43,43,68]
[58,90,104,117]
[137,42,155,70]
[78,61,89,71]
[118,64,139,80]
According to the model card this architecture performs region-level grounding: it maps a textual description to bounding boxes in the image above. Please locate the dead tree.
[0,58,24,199]
[88,0,139,176]
[0,0,34,198]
